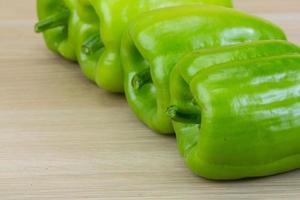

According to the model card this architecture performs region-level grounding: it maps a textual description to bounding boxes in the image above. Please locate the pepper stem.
[167,106,201,124]
[35,9,70,33]
[132,68,152,90]
[82,33,104,55]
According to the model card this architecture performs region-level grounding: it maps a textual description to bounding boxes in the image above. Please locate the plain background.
[0,0,299,199]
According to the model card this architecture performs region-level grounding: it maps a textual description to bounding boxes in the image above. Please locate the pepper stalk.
[82,33,104,55]
[35,9,70,33]
[132,68,152,90]
[167,106,201,124]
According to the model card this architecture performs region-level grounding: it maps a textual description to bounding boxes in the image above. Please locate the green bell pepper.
[169,40,300,156]
[168,48,300,179]
[121,5,287,134]
[36,0,77,60]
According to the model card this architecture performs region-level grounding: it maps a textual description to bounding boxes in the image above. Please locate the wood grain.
[0,0,299,199]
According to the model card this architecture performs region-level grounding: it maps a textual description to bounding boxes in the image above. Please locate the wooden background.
[0,0,299,199]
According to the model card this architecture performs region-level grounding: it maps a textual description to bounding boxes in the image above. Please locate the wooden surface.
[0,0,300,199]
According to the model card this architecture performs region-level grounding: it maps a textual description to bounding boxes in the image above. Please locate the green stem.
[167,106,201,124]
[132,68,152,90]
[82,33,104,55]
[35,9,70,33]
[192,98,198,105]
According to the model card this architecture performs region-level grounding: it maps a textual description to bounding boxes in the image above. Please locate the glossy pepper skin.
[86,0,233,92]
[169,40,300,156]
[121,5,287,134]
[168,49,300,180]
[36,0,77,60]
